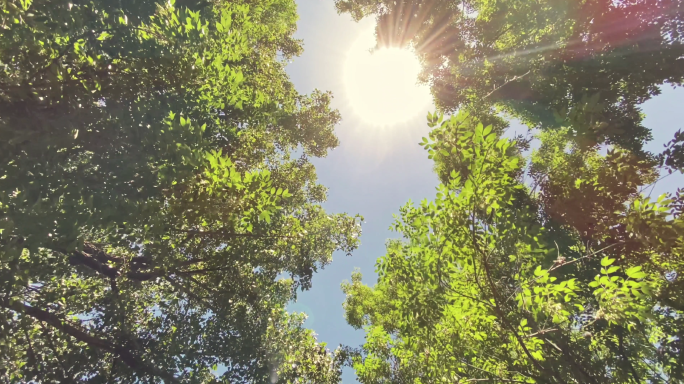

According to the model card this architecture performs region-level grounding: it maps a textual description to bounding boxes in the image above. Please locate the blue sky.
[285,1,684,382]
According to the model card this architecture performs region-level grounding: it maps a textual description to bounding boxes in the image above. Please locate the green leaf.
[600,257,614,267]
[625,266,646,279]
[97,31,112,41]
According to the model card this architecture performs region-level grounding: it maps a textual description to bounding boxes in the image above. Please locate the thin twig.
[483,71,531,99]
[525,328,558,338]
[548,242,623,272]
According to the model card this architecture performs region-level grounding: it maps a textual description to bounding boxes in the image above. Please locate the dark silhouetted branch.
[0,298,179,383]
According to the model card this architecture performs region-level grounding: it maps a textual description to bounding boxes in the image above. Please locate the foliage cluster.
[2,0,684,383]
[335,0,684,153]
[342,111,684,383]
[0,0,360,382]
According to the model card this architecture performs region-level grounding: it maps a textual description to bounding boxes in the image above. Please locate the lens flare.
[344,28,432,126]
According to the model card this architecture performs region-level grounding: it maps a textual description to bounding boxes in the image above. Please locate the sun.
[344,28,432,126]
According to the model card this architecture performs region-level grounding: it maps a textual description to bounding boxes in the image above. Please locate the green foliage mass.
[342,112,684,383]
[0,0,361,382]
[330,7,684,378]
[334,0,684,152]
[4,0,684,382]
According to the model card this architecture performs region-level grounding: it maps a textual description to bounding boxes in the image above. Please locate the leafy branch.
[0,297,180,384]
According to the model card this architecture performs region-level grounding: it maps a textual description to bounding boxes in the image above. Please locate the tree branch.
[66,249,162,282]
[481,259,553,380]
[69,250,119,279]
[547,242,623,273]
[483,71,531,100]
[618,328,641,383]
[38,321,71,382]
[163,275,219,313]
[0,298,179,384]
[83,243,152,265]
[176,228,295,240]
[525,328,558,339]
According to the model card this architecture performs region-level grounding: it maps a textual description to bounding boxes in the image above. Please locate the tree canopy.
[3,0,684,382]
[342,111,684,383]
[332,3,684,381]
[335,0,684,152]
[0,0,360,382]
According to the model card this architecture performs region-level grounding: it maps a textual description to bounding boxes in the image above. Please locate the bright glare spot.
[344,28,431,126]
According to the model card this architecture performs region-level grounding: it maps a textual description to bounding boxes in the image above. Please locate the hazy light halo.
[343,28,432,126]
